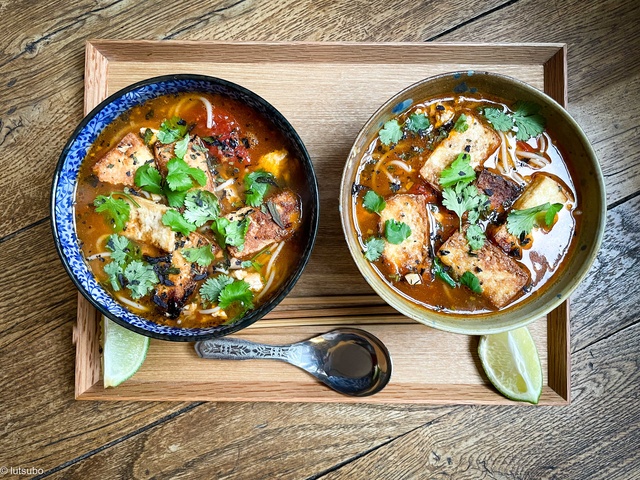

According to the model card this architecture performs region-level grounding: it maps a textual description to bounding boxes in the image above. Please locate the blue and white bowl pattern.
[52,75,317,341]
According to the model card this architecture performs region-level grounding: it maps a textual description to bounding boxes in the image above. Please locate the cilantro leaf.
[164,187,187,208]
[362,190,386,214]
[406,112,430,133]
[384,219,411,244]
[183,190,220,226]
[439,153,475,188]
[460,271,482,294]
[244,170,277,207]
[218,280,254,310]
[123,260,158,299]
[200,274,234,304]
[106,234,134,265]
[453,113,469,133]
[174,133,190,159]
[512,101,546,141]
[103,261,123,291]
[481,107,513,131]
[166,157,207,192]
[162,209,197,236]
[379,120,403,145]
[212,217,250,251]
[433,258,457,288]
[545,202,563,226]
[364,237,385,261]
[442,183,487,231]
[94,194,130,232]
[182,245,216,267]
[156,116,188,144]
[134,163,163,195]
[506,202,563,238]
[466,224,486,251]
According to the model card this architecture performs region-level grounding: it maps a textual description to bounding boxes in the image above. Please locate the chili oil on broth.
[352,94,580,315]
[75,92,305,328]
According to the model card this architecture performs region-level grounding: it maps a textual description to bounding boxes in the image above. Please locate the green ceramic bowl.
[340,71,606,335]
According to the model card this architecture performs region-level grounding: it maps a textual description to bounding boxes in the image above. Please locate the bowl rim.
[340,70,606,335]
[51,73,319,341]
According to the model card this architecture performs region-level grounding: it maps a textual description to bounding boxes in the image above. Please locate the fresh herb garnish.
[164,188,188,208]
[218,280,254,310]
[453,113,469,133]
[433,258,457,288]
[182,245,216,267]
[94,194,130,231]
[244,170,277,207]
[156,116,188,144]
[165,157,207,192]
[200,274,235,304]
[123,260,159,299]
[364,237,385,261]
[506,202,563,238]
[362,190,386,214]
[481,107,513,132]
[183,190,220,226]
[384,219,411,244]
[134,163,163,195]
[162,209,197,236]
[466,224,486,251]
[460,271,482,294]
[481,102,545,141]
[106,234,140,265]
[439,153,475,188]
[442,183,488,231]
[212,217,250,251]
[104,261,123,291]
[512,101,546,141]
[174,133,190,159]
[379,120,403,146]
[265,200,284,229]
[406,112,430,133]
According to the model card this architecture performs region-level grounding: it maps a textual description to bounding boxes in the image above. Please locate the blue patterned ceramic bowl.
[52,74,319,341]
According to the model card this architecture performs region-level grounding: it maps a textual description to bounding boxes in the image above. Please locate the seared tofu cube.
[493,174,570,256]
[155,136,216,192]
[419,113,500,191]
[437,229,528,308]
[93,133,154,186]
[476,169,522,216]
[123,197,176,253]
[378,194,430,275]
[226,190,301,259]
[153,233,216,319]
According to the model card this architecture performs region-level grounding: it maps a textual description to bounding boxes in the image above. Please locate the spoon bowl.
[194,328,392,396]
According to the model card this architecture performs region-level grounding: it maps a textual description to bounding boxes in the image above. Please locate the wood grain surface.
[0,0,638,478]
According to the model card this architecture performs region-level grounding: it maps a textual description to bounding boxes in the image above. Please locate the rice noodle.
[256,270,276,301]
[388,160,412,172]
[265,242,284,276]
[116,295,150,312]
[511,170,526,185]
[538,134,547,153]
[215,178,235,192]
[86,252,111,261]
[371,150,395,183]
[199,306,223,315]
[383,170,398,184]
[96,234,111,250]
[499,131,510,171]
[515,150,550,165]
[150,193,163,202]
[168,97,193,118]
[139,189,151,199]
[199,96,213,129]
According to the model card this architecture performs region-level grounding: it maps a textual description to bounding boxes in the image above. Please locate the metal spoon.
[194,328,392,396]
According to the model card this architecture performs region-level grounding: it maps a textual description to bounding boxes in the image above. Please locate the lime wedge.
[478,327,543,404]
[102,316,149,388]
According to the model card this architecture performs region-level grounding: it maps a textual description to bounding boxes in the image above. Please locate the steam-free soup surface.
[76,92,305,328]
[352,94,580,314]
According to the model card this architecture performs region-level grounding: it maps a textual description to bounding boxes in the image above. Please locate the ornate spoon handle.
[194,337,291,362]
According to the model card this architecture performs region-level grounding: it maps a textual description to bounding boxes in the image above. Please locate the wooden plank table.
[0,0,638,478]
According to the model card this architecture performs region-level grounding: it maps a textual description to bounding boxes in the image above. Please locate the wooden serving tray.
[75,41,570,405]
